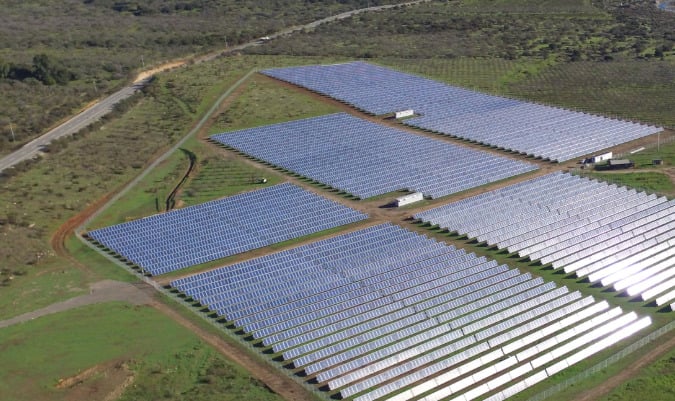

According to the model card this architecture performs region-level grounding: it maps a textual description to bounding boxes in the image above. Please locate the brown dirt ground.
[55,359,134,401]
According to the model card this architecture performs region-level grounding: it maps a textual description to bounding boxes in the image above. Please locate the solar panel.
[170,223,650,401]
[262,62,662,162]
[88,182,367,275]
[415,172,675,303]
[211,113,537,200]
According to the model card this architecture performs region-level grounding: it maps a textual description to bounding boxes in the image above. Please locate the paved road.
[0,80,147,172]
[0,0,430,173]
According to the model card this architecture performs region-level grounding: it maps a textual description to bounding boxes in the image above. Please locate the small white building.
[394,109,415,119]
[582,152,613,164]
[395,192,424,207]
[592,152,613,163]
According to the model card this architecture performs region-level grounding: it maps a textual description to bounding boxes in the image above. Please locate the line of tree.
[0,54,77,85]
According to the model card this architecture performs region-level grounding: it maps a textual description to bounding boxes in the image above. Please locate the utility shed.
[396,192,424,207]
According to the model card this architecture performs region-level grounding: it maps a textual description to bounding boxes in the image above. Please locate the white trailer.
[396,192,424,207]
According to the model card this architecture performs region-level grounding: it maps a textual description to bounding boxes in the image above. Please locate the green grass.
[624,136,675,168]
[377,57,524,93]
[585,171,674,197]
[64,234,137,283]
[88,147,190,229]
[209,73,341,134]
[508,60,675,127]
[0,265,87,321]
[178,150,284,207]
[600,345,675,401]
[0,302,284,401]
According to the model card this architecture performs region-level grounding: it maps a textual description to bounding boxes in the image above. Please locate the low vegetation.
[0,0,404,153]
[586,171,675,196]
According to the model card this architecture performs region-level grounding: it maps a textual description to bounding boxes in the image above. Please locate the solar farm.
[211,113,538,199]
[262,62,662,163]
[83,61,673,401]
[171,223,650,401]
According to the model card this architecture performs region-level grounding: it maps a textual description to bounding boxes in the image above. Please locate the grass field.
[179,153,284,207]
[599,345,675,401]
[508,60,675,128]
[585,171,675,197]
[208,73,342,134]
[378,57,675,128]
[378,57,524,93]
[0,302,283,401]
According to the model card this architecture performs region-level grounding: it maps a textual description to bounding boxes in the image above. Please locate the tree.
[30,54,76,85]
[32,54,55,85]
[0,59,9,79]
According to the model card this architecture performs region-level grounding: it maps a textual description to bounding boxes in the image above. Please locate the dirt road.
[0,280,153,329]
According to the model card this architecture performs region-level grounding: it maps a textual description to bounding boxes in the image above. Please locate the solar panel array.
[415,172,675,308]
[211,113,537,199]
[88,183,368,275]
[171,224,650,401]
[262,61,662,162]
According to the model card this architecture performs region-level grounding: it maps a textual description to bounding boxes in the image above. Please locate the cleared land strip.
[0,280,153,329]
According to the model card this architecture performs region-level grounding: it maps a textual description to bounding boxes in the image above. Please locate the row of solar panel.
[262,61,662,162]
[88,182,368,275]
[170,224,650,401]
[415,172,675,307]
[211,113,537,199]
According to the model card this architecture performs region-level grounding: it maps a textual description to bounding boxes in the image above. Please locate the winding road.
[0,0,430,173]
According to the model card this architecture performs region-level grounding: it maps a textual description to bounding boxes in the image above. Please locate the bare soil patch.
[55,359,134,401]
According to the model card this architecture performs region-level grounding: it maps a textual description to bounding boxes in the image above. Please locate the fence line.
[527,318,675,401]
[614,131,675,159]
